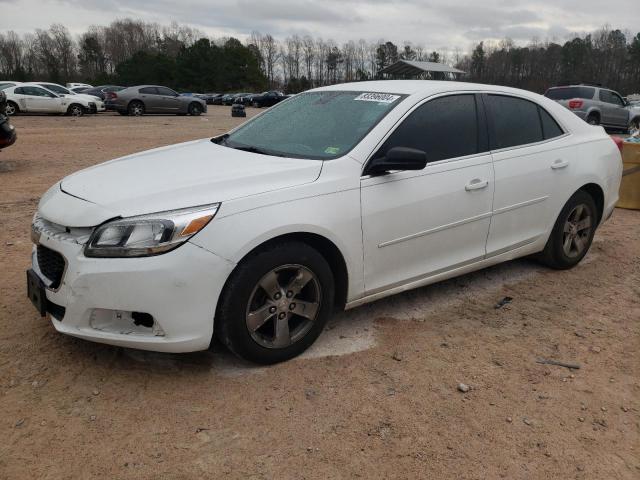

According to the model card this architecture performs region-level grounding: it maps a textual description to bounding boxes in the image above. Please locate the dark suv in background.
[545,84,640,131]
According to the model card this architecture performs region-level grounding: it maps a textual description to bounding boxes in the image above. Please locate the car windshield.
[0,83,14,90]
[220,91,405,159]
[545,87,595,100]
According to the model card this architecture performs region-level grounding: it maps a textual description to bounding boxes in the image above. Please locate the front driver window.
[375,94,481,163]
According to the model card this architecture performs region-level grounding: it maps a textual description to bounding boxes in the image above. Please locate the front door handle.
[465,179,489,191]
[551,159,569,169]
[464,178,489,192]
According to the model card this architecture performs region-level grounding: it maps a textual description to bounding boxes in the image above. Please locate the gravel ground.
[1,107,638,479]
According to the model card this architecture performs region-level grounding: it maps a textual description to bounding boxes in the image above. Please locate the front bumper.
[30,229,235,353]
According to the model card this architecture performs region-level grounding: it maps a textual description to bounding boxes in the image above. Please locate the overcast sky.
[1,0,638,51]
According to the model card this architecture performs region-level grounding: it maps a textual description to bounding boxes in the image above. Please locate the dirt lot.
[1,107,638,479]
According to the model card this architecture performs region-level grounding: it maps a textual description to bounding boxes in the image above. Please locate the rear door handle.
[465,179,489,191]
[551,159,569,169]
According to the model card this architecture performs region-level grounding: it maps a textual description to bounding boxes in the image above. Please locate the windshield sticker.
[354,92,400,103]
[324,146,340,155]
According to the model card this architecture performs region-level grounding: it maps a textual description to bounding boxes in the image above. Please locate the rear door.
[484,94,568,256]
[360,93,494,294]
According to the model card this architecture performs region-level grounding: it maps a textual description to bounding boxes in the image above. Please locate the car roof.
[312,80,549,98]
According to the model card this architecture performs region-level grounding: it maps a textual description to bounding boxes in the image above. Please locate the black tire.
[188,102,202,116]
[630,117,640,131]
[538,190,597,270]
[215,241,335,364]
[66,104,84,116]
[586,113,600,126]
[5,101,18,116]
[128,101,145,116]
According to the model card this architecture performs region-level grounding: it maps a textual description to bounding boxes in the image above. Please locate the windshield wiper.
[229,145,284,157]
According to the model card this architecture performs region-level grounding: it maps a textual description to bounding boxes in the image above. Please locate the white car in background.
[3,84,98,116]
[31,82,105,113]
[28,81,622,364]
[67,82,93,89]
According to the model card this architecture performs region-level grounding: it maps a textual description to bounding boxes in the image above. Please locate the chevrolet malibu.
[28,81,622,364]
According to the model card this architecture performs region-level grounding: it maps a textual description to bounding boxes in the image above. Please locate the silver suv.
[545,84,640,131]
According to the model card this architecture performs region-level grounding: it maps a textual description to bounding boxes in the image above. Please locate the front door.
[361,93,494,295]
[22,86,62,113]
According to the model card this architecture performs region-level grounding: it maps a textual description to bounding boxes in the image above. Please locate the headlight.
[85,203,220,258]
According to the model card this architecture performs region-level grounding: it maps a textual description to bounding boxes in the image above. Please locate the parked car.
[70,87,90,93]
[66,82,93,89]
[80,85,125,100]
[251,91,287,108]
[31,82,105,113]
[112,85,207,116]
[545,84,640,131]
[0,81,20,90]
[0,90,17,150]
[3,84,98,116]
[210,94,225,105]
[27,81,622,364]
[203,93,222,104]
[223,93,251,106]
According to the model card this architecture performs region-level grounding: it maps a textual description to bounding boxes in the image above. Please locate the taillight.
[610,136,624,154]
[568,99,583,109]
[106,92,117,100]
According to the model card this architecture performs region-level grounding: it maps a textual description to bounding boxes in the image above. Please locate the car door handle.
[551,159,569,170]
[465,179,489,191]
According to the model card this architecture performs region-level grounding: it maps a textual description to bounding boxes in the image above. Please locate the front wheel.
[188,103,202,116]
[538,190,597,270]
[630,117,640,132]
[215,241,335,364]
[67,104,84,116]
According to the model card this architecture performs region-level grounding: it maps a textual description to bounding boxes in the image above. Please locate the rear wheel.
[188,102,202,116]
[630,117,640,131]
[538,190,597,270]
[586,113,600,126]
[215,241,335,364]
[67,104,84,116]
[128,101,145,116]
[5,101,18,116]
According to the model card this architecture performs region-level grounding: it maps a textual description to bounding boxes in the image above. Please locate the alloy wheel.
[70,106,83,116]
[562,203,592,258]
[245,264,321,349]
[5,103,16,116]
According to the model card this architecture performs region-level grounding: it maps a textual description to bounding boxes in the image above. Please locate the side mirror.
[365,147,427,175]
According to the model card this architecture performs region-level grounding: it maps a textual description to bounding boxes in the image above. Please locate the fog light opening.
[132,311,154,328]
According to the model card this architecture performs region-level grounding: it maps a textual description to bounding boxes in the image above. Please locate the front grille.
[37,245,65,289]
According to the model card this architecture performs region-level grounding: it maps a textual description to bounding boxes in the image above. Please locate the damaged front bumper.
[29,215,235,353]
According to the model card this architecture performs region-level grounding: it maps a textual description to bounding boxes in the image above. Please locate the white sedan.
[28,81,622,363]
[4,84,99,116]
[31,82,105,113]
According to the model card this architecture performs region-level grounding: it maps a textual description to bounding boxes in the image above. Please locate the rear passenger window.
[538,107,564,139]
[139,87,157,95]
[487,95,544,149]
[376,94,482,163]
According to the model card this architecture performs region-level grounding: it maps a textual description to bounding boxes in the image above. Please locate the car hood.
[59,139,323,220]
